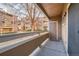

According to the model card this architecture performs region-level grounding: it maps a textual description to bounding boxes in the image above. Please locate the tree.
[24,3,41,31]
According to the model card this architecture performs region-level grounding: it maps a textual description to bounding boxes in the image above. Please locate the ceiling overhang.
[37,3,65,21]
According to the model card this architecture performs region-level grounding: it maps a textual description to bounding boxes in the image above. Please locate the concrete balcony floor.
[35,40,68,56]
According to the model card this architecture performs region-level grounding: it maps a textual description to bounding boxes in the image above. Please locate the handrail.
[0,32,38,43]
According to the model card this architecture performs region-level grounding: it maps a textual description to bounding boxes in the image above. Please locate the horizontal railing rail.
[0,32,43,43]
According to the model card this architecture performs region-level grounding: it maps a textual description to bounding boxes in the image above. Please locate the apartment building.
[0,11,16,33]
[0,11,31,34]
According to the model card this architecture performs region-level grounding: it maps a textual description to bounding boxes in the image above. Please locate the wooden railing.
[0,32,49,56]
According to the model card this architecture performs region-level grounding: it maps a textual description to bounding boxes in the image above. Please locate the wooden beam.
[37,3,50,19]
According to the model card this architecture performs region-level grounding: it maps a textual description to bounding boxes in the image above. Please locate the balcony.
[0,32,67,56]
[1,3,79,56]
[0,3,68,56]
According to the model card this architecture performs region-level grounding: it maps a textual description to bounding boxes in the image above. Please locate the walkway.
[36,40,68,56]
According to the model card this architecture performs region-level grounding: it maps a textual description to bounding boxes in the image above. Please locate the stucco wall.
[62,4,69,51]
[49,20,58,40]
[49,17,62,41]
